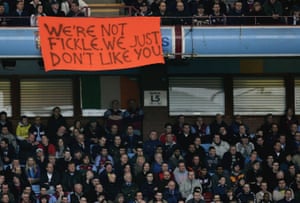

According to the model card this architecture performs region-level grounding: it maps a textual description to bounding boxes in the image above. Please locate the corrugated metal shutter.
[0,79,12,116]
[233,77,285,115]
[20,78,73,117]
[169,77,224,116]
[294,79,300,114]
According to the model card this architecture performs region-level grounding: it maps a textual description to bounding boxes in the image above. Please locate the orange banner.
[38,17,165,72]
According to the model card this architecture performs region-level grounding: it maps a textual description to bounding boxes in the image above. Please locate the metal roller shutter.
[169,77,225,116]
[20,78,73,117]
[233,77,285,115]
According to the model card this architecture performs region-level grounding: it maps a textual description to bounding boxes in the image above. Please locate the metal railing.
[0,15,298,27]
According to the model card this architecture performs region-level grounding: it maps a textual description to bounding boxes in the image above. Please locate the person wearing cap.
[236,133,255,159]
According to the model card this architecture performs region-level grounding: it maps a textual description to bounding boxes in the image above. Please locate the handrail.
[0,15,298,27]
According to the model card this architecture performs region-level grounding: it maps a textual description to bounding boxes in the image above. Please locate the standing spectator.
[61,162,82,193]
[29,116,46,143]
[210,114,228,136]
[10,0,30,26]
[16,116,31,141]
[0,138,16,170]
[177,123,195,153]
[104,100,124,133]
[0,126,17,150]
[18,133,39,165]
[192,117,211,143]
[47,107,66,139]
[280,108,298,134]
[0,111,12,133]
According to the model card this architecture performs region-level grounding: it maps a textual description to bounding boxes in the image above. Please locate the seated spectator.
[193,4,210,26]
[27,0,41,15]
[45,0,65,16]
[0,3,8,26]
[163,180,182,203]
[236,183,256,203]
[228,1,246,24]
[256,182,273,202]
[61,0,90,16]
[152,1,171,25]
[288,7,300,25]
[248,1,266,24]
[171,1,192,25]
[206,146,221,176]
[278,189,297,203]
[173,160,188,185]
[179,170,202,199]
[222,145,244,173]
[273,179,294,202]
[264,0,284,24]
[186,187,205,203]
[211,134,230,159]
[235,134,255,159]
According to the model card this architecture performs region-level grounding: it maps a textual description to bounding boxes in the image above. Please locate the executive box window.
[20,78,73,117]
[0,79,12,116]
[168,77,225,116]
[233,77,285,115]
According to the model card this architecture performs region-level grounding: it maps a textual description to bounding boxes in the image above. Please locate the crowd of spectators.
[124,0,300,25]
[0,0,90,26]
[0,99,299,203]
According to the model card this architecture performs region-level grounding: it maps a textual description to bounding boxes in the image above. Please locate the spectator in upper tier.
[228,2,246,25]
[30,4,46,27]
[10,0,30,26]
[46,0,65,16]
[61,0,90,16]
[264,0,283,24]
[171,1,192,25]
[67,0,85,17]
[152,1,171,25]
[248,1,267,25]
[135,2,152,16]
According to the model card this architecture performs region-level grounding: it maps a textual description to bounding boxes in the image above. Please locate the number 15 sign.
[144,91,167,107]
